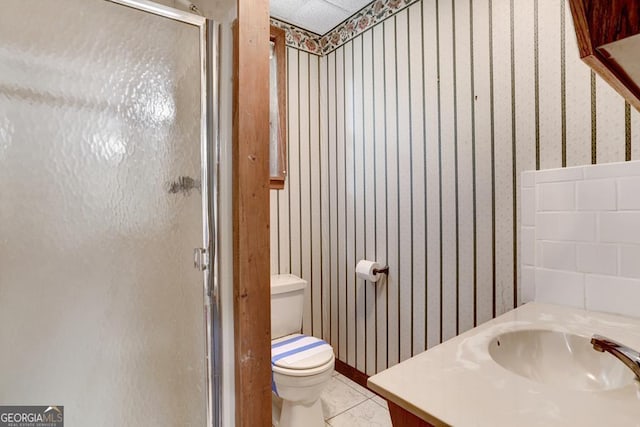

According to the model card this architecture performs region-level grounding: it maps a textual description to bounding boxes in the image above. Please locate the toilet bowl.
[271,334,335,427]
[271,275,335,427]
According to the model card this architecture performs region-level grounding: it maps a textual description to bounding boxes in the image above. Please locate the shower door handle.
[193,248,208,271]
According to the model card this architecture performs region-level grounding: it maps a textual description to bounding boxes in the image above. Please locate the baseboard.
[334,359,377,394]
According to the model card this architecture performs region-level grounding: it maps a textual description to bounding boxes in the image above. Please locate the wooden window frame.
[269,25,287,189]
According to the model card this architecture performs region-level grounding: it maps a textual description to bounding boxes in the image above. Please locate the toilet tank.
[271,274,307,339]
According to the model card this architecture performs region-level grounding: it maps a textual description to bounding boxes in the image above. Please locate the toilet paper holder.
[373,266,389,275]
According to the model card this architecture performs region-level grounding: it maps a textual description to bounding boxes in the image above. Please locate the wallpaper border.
[270,0,420,56]
[270,18,323,55]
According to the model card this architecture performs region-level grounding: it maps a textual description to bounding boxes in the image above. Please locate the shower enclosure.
[0,0,220,425]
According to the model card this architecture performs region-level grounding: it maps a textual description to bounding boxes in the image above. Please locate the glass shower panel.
[0,1,207,425]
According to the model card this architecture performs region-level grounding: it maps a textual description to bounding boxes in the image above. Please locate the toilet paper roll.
[356,260,382,282]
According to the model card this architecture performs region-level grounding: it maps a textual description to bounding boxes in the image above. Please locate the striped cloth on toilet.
[271,334,332,395]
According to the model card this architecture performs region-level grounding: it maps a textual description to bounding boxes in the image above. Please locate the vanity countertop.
[367,303,640,427]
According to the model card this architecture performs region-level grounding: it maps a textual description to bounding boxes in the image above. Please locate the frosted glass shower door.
[0,1,213,425]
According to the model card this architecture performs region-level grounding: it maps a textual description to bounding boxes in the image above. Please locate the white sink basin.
[488,329,635,391]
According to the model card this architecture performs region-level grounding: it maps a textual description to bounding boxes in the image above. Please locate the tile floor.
[321,372,392,426]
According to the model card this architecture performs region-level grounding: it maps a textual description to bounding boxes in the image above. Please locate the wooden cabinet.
[568,0,640,110]
[269,25,287,189]
[388,400,437,427]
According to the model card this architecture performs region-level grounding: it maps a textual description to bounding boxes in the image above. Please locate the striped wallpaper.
[270,0,640,376]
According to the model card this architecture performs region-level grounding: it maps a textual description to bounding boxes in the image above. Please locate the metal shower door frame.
[105,1,221,426]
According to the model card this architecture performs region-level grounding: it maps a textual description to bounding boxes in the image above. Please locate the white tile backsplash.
[576,243,618,275]
[535,166,583,184]
[585,275,640,318]
[583,161,640,179]
[521,266,535,303]
[618,177,640,210]
[521,188,535,226]
[535,269,584,309]
[576,179,616,211]
[521,161,640,318]
[619,245,640,279]
[540,241,576,271]
[536,212,596,242]
[599,212,640,244]
[537,182,575,211]
[521,227,535,266]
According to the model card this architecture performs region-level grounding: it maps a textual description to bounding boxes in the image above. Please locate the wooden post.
[233,0,271,424]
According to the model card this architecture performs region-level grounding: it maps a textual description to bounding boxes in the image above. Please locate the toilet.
[271,274,335,427]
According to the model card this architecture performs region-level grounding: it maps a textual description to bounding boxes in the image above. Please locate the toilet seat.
[272,354,335,377]
[270,333,335,425]
[271,334,334,371]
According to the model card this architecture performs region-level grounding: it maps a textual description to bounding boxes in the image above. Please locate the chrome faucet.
[591,335,640,381]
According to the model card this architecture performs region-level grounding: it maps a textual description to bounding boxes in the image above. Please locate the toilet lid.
[271,334,334,370]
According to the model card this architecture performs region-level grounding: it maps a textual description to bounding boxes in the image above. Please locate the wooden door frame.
[233,0,272,425]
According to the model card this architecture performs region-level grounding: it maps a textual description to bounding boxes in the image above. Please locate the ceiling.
[270,0,372,35]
